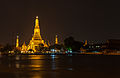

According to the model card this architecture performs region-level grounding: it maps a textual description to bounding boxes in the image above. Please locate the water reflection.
[0,52,2,58]
[8,64,11,68]
[16,55,20,60]
[67,68,73,71]
[0,55,75,78]
[16,63,20,68]
[51,55,56,70]
[50,54,55,59]
[27,55,43,60]
[22,55,44,71]
[30,60,43,71]
[68,54,72,56]
[31,73,42,78]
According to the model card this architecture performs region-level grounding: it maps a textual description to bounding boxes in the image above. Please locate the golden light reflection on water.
[15,55,45,71]
[30,60,43,70]
[31,73,42,78]
[15,55,45,60]
[29,65,42,68]
[16,55,20,60]
[16,63,20,68]
[14,55,60,71]
[28,55,44,60]
[28,55,44,70]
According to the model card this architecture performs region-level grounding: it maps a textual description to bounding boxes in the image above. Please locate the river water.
[0,54,120,78]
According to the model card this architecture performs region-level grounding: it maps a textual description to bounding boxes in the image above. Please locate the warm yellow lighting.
[27,16,48,52]
[55,35,58,44]
[28,55,42,59]
[16,36,19,47]
[44,42,48,47]
[83,40,87,46]
[35,16,39,27]
[36,16,38,19]
[16,16,48,52]
[22,42,27,51]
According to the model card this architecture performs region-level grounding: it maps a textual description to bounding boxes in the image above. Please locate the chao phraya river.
[0,54,120,78]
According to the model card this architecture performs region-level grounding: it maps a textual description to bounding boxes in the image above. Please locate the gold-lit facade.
[27,16,48,52]
[19,16,48,52]
[83,40,87,46]
[16,36,19,48]
[21,42,27,51]
[55,35,58,44]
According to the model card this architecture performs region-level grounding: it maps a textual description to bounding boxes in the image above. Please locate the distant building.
[81,40,104,52]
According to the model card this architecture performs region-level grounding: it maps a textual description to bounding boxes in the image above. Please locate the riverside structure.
[16,16,48,52]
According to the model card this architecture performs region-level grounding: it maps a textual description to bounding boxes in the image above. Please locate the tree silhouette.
[64,36,83,51]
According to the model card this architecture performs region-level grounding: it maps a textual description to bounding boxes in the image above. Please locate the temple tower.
[83,40,87,46]
[22,42,27,51]
[16,35,19,47]
[28,16,46,51]
[33,16,42,40]
[55,35,58,44]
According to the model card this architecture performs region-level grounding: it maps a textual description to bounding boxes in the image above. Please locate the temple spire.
[23,41,26,46]
[35,16,39,27]
[83,40,88,46]
[55,35,58,44]
[36,16,38,19]
[16,35,19,47]
[33,16,42,40]
[22,41,27,51]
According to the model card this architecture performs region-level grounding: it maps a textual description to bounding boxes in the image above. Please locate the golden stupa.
[16,16,48,52]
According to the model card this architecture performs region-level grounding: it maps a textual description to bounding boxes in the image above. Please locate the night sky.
[0,0,120,45]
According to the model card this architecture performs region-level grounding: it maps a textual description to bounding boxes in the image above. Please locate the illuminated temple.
[16,16,48,52]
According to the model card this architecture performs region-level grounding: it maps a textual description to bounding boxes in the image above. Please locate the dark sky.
[0,0,120,45]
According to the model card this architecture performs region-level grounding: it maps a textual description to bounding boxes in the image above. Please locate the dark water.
[0,54,120,78]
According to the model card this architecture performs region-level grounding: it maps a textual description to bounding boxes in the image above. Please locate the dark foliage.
[49,44,62,50]
[64,36,83,51]
[1,44,13,52]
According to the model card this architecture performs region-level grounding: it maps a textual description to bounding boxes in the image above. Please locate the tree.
[0,44,13,54]
[3,44,13,52]
[64,36,83,51]
[64,36,74,48]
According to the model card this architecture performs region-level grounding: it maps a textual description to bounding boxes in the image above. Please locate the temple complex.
[27,16,48,52]
[16,16,48,52]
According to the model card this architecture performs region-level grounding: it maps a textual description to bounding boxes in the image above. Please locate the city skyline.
[0,1,120,78]
[0,0,119,45]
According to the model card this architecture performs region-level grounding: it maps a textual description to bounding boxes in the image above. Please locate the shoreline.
[1,53,120,56]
